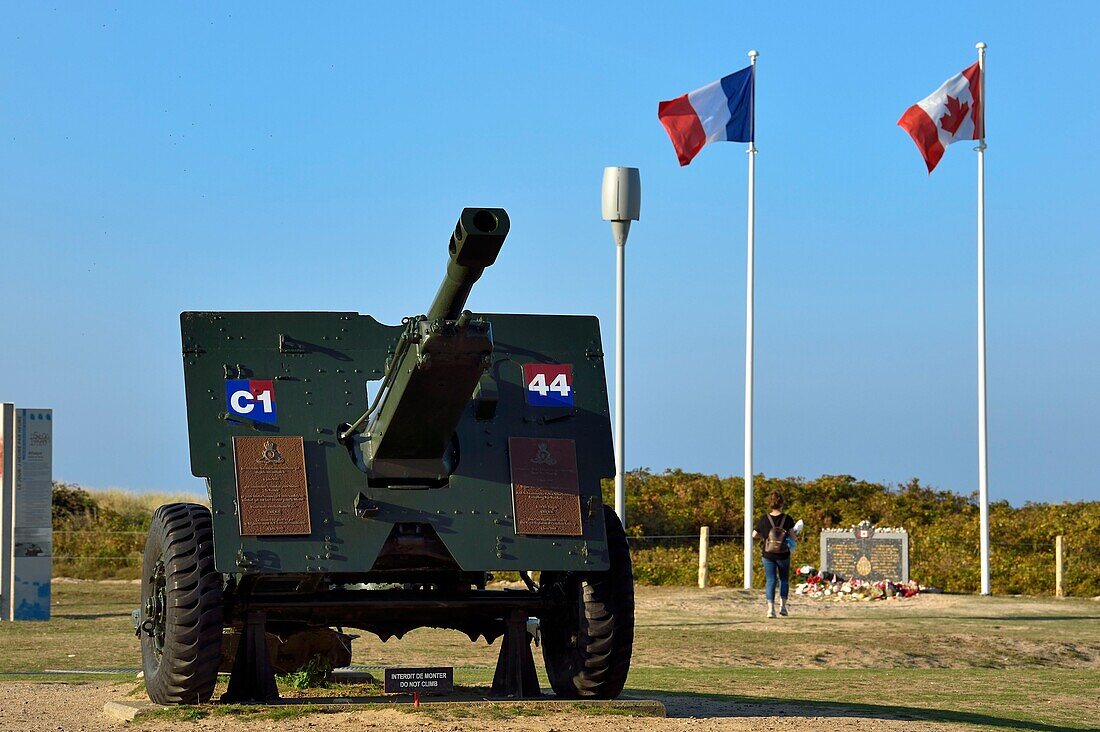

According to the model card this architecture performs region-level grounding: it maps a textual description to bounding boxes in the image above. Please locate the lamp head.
[601,166,641,223]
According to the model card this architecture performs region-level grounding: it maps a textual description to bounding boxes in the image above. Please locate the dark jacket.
[755,512,795,561]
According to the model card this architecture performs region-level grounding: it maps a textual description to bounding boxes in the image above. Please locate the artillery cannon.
[137,208,634,704]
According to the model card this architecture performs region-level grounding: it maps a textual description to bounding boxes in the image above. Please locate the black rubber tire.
[540,505,635,699]
[140,503,224,705]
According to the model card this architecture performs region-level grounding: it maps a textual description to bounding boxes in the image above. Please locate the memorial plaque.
[233,436,311,536]
[820,521,908,583]
[384,666,454,694]
[508,437,582,536]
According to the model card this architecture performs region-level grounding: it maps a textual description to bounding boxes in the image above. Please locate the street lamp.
[601,166,641,527]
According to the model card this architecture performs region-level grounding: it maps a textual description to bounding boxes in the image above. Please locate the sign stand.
[0,404,13,621]
[1,405,53,621]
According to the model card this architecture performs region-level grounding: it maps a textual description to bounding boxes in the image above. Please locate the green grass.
[277,655,331,690]
[0,582,139,673]
[145,703,342,723]
[399,702,656,722]
[626,667,1098,730]
[0,673,134,683]
[3,582,1098,729]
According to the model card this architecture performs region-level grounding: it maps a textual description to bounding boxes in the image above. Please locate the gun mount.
[140,206,634,707]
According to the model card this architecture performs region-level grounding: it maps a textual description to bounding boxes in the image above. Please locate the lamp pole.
[602,167,641,526]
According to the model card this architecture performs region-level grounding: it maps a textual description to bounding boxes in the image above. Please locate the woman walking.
[751,491,796,618]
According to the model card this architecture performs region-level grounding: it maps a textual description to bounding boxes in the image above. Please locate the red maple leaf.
[939,95,970,136]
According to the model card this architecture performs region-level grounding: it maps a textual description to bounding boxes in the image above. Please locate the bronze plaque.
[508,437,582,536]
[233,436,311,536]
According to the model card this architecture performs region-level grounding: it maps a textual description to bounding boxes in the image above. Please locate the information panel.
[0,404,13,621]
[4,408,53,621]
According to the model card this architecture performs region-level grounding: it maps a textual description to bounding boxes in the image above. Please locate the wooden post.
[1055,535,1064,598]
[698,526,710,589]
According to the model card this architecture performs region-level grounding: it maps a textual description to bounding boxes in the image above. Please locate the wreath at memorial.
[793,565,928,601]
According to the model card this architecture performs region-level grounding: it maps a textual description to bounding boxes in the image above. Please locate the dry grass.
[89,487,207,513]
[52,487,206,580]
[2,584,1098,729]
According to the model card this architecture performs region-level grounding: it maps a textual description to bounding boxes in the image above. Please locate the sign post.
[0,404,13,620]
[2,407,53,621]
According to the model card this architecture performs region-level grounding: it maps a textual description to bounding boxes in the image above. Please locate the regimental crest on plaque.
[257,440,285,465]
[508,437,582,536]
[530,442,557,465]
[233,436,311,536]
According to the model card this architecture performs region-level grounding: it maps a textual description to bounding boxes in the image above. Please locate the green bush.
[278,655,332,689]
[51,483,204,580]
[608,471,1099,597]
[48,475,1097,596]
[51,482,100,524]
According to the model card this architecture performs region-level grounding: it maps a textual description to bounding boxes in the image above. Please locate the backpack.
[764,514,788,554]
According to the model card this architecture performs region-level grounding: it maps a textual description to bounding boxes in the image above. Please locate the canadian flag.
[898,62,982,172]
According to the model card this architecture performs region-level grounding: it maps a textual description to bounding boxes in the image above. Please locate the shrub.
[605,471,1100,597]
[51,483,206,580]
[47,476,1097,596]
[51,482,100,525]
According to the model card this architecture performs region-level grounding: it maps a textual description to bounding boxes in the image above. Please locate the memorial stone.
[820,521,908,583]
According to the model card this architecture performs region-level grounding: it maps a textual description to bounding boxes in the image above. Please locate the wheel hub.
[142,560,168,658]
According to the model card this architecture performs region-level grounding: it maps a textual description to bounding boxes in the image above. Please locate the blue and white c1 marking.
[225,379,277,424]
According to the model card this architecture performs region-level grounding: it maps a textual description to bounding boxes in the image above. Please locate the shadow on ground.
[641,689,1087,732]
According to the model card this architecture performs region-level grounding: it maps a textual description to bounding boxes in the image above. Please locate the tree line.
[603,470,1099,597]
[50,475,1099,596]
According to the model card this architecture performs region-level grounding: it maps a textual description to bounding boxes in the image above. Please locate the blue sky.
[1,3,1097,505]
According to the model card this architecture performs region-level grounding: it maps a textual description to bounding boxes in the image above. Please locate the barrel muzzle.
[428,208,510,320]
[450,208,510,267]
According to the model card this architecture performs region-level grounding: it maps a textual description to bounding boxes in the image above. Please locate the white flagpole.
[976,41,990,596]
[743,49,758,590]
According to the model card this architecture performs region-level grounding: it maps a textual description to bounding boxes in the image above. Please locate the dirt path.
[1,584,1095,730]
[0,681,961,732]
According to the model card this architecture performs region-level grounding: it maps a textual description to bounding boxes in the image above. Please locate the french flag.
[898,62,983,173]
[658,66,754,166]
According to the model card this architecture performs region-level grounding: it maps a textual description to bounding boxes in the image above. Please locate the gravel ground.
[0,681,963,732]
[1,584,1094,731]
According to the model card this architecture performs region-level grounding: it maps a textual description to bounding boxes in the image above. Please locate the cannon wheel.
[139,503,224,705]
[539,505,635,699]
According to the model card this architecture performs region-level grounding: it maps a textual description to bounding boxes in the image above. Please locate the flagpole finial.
[976,42,986,50]
[748,49,758,62]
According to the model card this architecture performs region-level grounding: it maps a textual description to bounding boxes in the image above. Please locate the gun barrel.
[427,208,510,321]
